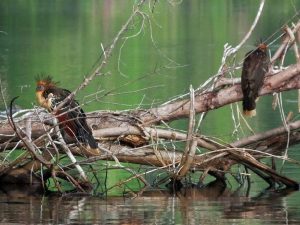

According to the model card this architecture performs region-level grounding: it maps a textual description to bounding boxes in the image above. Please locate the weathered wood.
[1,17,300,194]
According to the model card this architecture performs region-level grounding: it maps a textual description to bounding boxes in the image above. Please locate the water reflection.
[0,181,299,224]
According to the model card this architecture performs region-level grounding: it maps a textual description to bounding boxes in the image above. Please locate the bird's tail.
[243,97,257,117]
[78,127,98,149]
[243,109,256,117]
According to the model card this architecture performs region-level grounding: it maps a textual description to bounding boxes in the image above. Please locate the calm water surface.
[1,0,300,224]
[0,183,300,225]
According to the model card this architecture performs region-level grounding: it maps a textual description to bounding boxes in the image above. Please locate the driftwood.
[1,0,300,194]
[1,63,300,192]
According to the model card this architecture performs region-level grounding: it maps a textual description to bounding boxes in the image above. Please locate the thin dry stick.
[93,126,218,150]
[51,169,63,193]
[227,0,265,55]
[176,86,197,179]
[271,21,300,64]
[286,26,300,62]
[270,31,291,170]
[298,90,300,113]
[53,119,88,182]
[205,0,265,134]
[25,117,32,141]
[228,150,298,188]
[177,140,197,178]
[197,147,299,165]
[34,108,60,165]
[286,25,300,115]
[118,11,146,77]
[231,120,300,147]
[297,25,300,61]
[8,98,52,167]
[210,0,265,85]
[161,0,265,108]
[277,93,290,165]
[57,170,86,192]
[53,0,147,114]
[150,130,167,167]
[104,166,149,192]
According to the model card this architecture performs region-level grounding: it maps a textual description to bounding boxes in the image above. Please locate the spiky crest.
[258,43,267,51]
[35,74,59,87]
[254,38,268,52]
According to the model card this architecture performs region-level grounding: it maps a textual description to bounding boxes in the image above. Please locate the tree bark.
[1,3,300,193]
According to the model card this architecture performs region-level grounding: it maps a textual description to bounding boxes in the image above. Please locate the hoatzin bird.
[35,76,98,149]
[241,43,269,117]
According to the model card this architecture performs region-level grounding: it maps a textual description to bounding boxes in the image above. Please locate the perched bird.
[241,43,269,117]
[35,76,98,149]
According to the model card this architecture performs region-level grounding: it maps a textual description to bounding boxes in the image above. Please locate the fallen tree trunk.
[1,2,300,194]
[1,106,299,190]
[1,69,300,188]
[2,63,300,145]
[0,83,300,191]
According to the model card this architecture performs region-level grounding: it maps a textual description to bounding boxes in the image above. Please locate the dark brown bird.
[35,76,98,149]
[241,43,269,117]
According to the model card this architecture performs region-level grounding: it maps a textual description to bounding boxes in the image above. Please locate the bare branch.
[53,118,89,182]
[286,26,300,62]
[141,64,300,125]
[231,120,300,148]
[176,86,197,179]
[7,97,52,167]
[271,21,300,64]
[53,0,147,114]
[93,126,217,150]
[229,0,265,55]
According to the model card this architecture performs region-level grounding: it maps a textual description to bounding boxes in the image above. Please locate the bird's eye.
[36,85,45,91]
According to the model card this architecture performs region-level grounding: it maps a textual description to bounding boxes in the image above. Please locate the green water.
[1,0,300,224]
[1,0,299,135]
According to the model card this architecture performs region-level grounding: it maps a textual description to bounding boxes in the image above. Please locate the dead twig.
[228,150,299,188]
[286,26,300,62]
[176,86,197,179]
[94,126,217,150]
[53,0,147,114]
[231,120,300,148]
[8,97,52,167]
[53,118,89,182]
[271,21,300,64]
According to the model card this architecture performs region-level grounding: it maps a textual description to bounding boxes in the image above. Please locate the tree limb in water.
[1,3,300,193]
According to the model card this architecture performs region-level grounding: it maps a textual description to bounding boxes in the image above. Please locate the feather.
[35,77,98,149]
[241,43,269,117]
